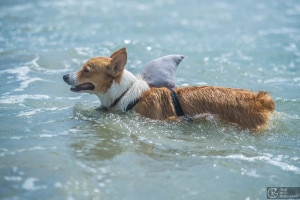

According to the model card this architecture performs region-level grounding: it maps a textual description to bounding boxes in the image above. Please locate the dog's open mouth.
[71,83,95,92]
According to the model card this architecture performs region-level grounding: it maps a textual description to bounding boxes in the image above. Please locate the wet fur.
[134,87,274,130]
[63,48,275,131]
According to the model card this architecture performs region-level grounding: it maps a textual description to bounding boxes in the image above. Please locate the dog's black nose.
[63,74,69,83]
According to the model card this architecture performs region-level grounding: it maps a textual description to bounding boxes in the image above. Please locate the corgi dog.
[63,48,275,131]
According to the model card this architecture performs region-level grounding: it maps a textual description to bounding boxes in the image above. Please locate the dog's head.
[63,48,127,94]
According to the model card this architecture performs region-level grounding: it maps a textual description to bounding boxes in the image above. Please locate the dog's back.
[177,86,274,130]
[134,86,275,131]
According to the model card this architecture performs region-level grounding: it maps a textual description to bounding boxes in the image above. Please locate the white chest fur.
[96,70,150,111]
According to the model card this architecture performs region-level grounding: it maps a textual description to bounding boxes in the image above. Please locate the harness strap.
[106,87,140,111]
[125,98,140,111]
[126,89,185,116]
[109,89,129,108]
[105,87,191,121]
[170,89,185,117]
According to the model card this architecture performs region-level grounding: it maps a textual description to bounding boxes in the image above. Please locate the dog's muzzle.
[63,73,95,92]
[63,74,72,85]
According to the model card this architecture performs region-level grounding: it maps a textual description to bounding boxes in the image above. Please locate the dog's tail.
[251,91,275,131]
[256,91,275,112]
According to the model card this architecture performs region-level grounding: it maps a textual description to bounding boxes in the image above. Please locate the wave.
[0,94,50,104]
[27,55,73,75]
[17,107,62,117]
[216,153,300,174]
[0,65,44,92]
[0,54,73,94]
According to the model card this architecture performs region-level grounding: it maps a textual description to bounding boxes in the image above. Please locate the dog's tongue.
[71,83,94,92]
[80,83,91,89]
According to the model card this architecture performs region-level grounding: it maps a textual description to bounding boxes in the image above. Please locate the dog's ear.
[110,47,126,58]
[109,48,127,77]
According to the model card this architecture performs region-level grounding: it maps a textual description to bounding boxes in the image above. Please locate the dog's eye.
[84,68,90,73]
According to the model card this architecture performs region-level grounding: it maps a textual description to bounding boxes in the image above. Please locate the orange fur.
[134,88,176,120]
[134,86,274,131]
[73,48,127,93]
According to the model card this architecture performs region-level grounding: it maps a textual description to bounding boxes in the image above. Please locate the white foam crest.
[222,154,300,174]
[0,94,50,104]
[264,77,291,84]
[273,111,300,120]
[22,178,47,191]
[55,96,82,100]
[1,146,57,158]
[0,66,30,81]
[17,109,43,117]
[14,78,44,92]
[39,134,57,138]
[74,47,94,56]
[4,176,22,182]
[0,65,44,91]
[17,107,60,117]
[27,55,73,74]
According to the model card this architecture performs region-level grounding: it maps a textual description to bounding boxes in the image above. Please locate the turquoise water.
[0,0,299,199]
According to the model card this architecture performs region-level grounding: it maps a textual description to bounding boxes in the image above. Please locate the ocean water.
[0,0,299,199]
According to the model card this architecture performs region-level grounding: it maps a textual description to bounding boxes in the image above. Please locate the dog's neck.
[96,69,150,111]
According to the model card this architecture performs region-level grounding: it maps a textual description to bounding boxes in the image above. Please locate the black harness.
[126,88,186,118]
[100,87,191,120]
[169,89,185,117]
[125,98,140,111]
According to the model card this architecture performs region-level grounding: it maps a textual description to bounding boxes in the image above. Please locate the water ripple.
[0,94,50,104]
[220,153,300,174]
